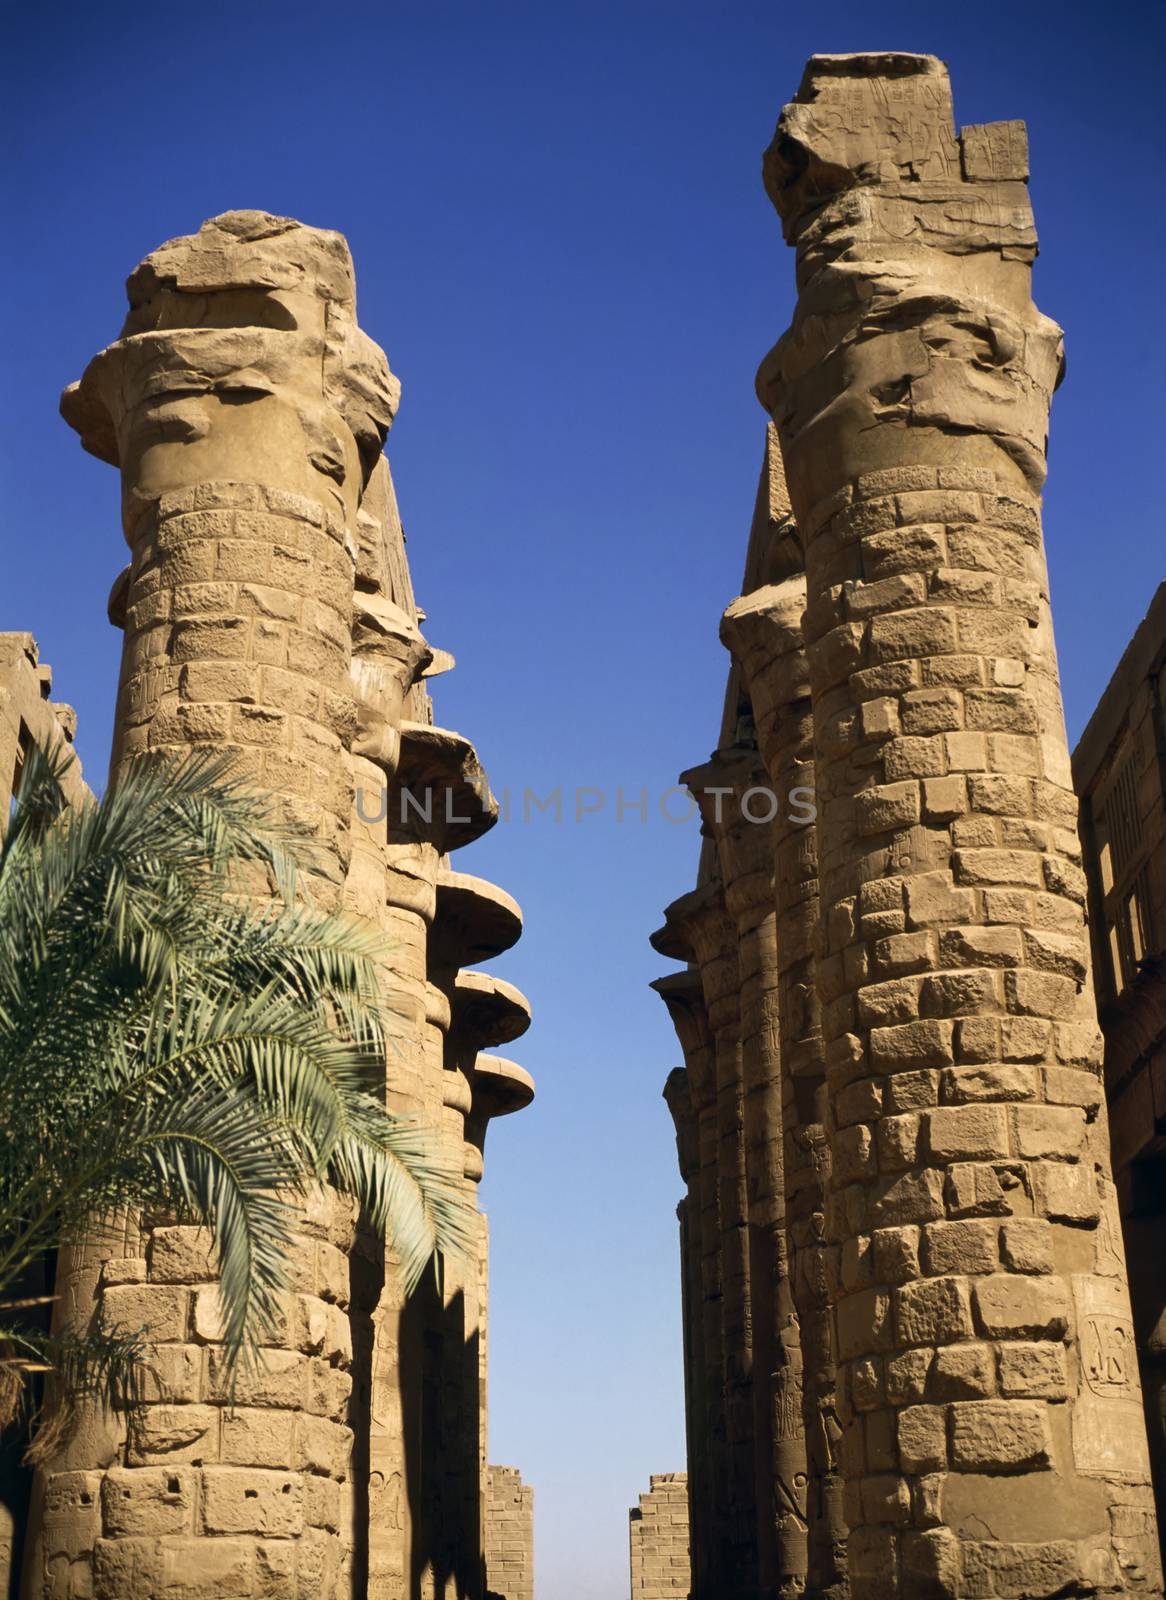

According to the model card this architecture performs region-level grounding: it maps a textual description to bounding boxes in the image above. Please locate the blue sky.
[3,3,1164,1593]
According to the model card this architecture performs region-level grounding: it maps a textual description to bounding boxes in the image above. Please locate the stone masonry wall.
[629,1474,691,1599]
[484,1465,533,1600]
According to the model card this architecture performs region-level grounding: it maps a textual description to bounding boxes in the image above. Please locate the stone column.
[757,54,1161,1598]
[723,562,848,1600]
[664,1068,706,1599]
[26,210,399,1600]
[684,753,809,1599]
[655,885,756,1598]
[654,974,721,1599]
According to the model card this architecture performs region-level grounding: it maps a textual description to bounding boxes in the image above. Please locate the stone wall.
[1073,580,1166,1575]
[484,1465,533,1600]
[653,53,1163,1600]
[0,636,90,1596]
[629,1473,690,1599]
[12,213,535,1600]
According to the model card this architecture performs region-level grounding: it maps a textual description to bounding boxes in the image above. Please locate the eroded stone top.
[61,211,399,524]
[763,51,1031,248]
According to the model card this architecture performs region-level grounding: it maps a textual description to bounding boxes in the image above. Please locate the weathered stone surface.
[949,1401,1052,1471]
[17,211,535,1599]
[202,1467,304,1536]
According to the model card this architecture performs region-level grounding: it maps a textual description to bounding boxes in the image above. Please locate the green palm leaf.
[0,742,477,1446]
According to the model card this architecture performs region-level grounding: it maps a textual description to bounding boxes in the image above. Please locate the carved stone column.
[27,211,398,1599]
[723,562,847,1599]
[758,54,1161,1598]
[684,753,808,1599]
[655,972,722,1599]
[664,1066,707,1599]
[655,883,756,1599]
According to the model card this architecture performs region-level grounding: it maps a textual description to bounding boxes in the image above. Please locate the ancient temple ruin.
[653,52,1163,1600]
[2,212,534,1599]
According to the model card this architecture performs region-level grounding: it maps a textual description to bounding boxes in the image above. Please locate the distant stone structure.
[629,1473,690,1598]
[484,1465,534,1600]
[0,635,91,1586]
[1073,581,1166,1575]
[6,212,535,1599]
[653,53,1162,1600]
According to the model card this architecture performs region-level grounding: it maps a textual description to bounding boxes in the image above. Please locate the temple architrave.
[0,212,535,1600]
[652,52,1164,1600]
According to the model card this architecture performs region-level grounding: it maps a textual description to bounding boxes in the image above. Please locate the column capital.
[61,210,399,538]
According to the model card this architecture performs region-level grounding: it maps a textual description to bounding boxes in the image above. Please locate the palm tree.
[0,741,474,1448]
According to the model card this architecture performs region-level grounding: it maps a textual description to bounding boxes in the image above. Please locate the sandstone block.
[872,931,934,977]
[871,1020,953,1072]
[101,1467,194,1537]
[128,1405,219,1466]
[942,1063,1034,1103]
[305,1472,343,1532]
[954,1017,999,1063]
[94,1538,162,1598]
[944,731,988,771]
[921,775,966,821]
[930,1341,995,1400]
[857,977,924,1026]
[141,1344,203,1404]
[206,1347,308,1409]
[886,1347,933,1405]
[901,688,963,735]
[1011,1103,1085,1160]
[895,1268,976,1346]
[1005,969,1078,1018]
[295,1295,352,1365]
[949,1400,1051,1471]
[870,1169,946,1226]
[973,1273,1069,1339]
[872,1225,920,1284]
[925,1105,1008,1163]
[898,1404,947,1473]
[876,1113,922,1172]
[1034,1160,1099,1223]
[862,525,946,580]
[922,1220,998,1276]
[883,734,947,780]
[900,1528,960,1599]
[836,1076,885,1126]
[905,870,975,929]
[938,925,1023,968]
[202,1466,304,1536]
[861,696,901,739]
[149,1226,216,1284]
[953,849,1043,887]
[101,1284,189,1342]
[296,1413,353,1479]
[998,1341,1069,1398]
[885,1070,939,1112]
[102,1256,148,1286]
[1000,1016,1051,1061]
[921,969,999,1017]
[1022,928,1088,983]
[945,1162,1010,1218]
[958,1539,1080,1598]
[220,1405,297,1468]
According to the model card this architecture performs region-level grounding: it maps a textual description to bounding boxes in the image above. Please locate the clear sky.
[3,2,1164,1593]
